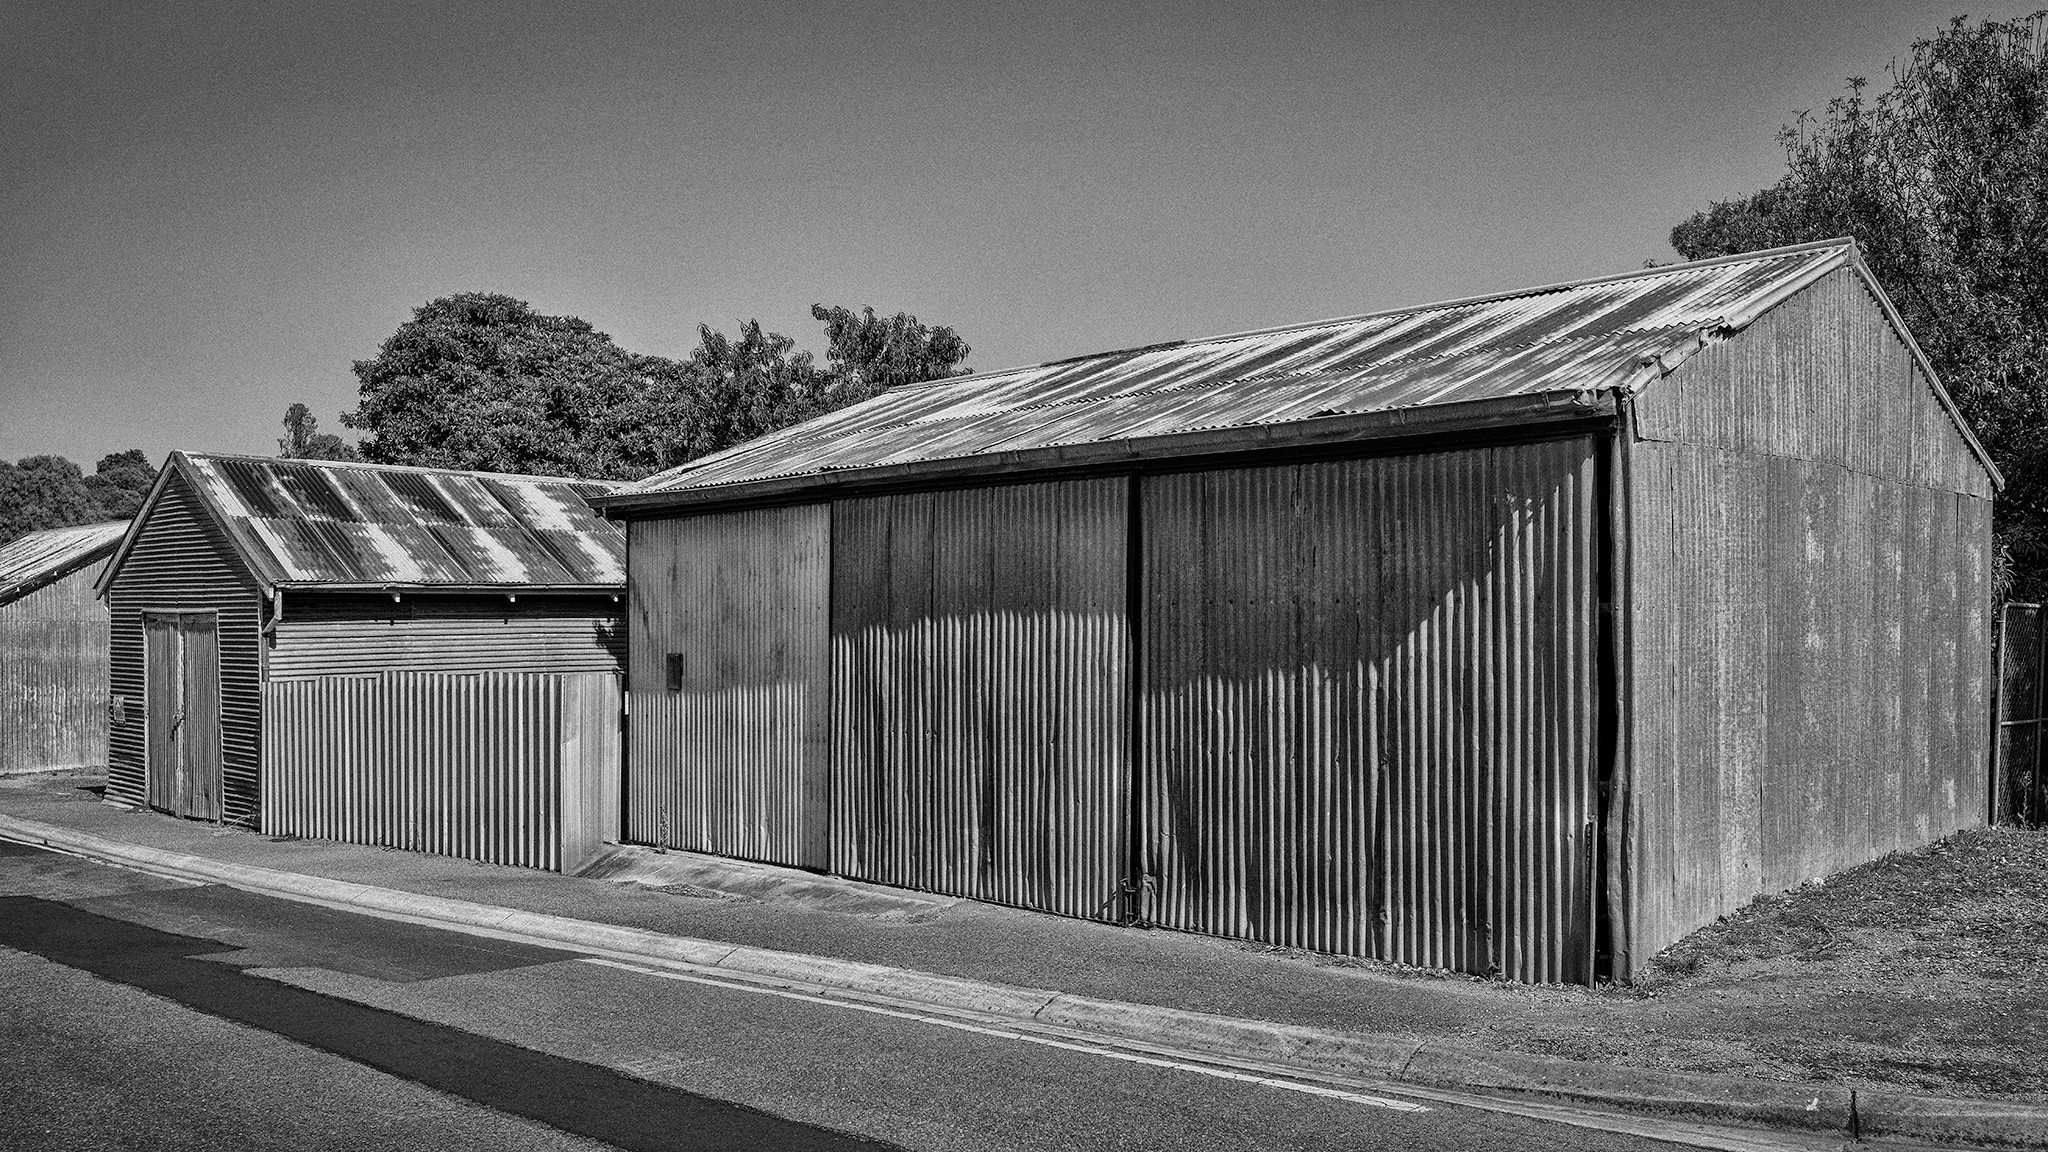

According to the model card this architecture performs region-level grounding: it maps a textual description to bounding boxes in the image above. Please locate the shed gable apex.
[1627,250,1999,493]
[1632,264,1998,499]
[95,453,267,599]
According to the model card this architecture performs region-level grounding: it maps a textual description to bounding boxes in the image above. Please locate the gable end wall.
[1619,267,1993,974]
[105,473,266,822]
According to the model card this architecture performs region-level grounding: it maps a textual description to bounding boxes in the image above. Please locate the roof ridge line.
[185,451,621,488]
[878,238,1858,397]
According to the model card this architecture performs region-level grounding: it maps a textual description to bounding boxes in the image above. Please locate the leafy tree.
[809,304,971,408]
[665,321,830,463]
[0,451,157,542]
[278,403,362,461]
[81,450,157,521]
[341,293,664,479]
[1669,12,2048,594]
[342,293,973,479]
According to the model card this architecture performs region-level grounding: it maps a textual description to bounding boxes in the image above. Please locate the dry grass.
[1471,826,2048,1099]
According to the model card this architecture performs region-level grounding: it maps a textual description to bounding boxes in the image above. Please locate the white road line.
[578,956,1429,1114]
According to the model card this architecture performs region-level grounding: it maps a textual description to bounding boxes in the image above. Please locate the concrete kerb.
[3,813,2042,1150]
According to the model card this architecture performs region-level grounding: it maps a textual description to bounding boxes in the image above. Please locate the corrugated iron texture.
[831,479,1130,919]
[0,564,110,773]
[268,593,623,680]
[626,244,1858,498]
[1632,268,1996,500]
[105,474,264,821]
[1619,267,1995,975]
[0,522,125,604]
[1141,441,1600,982]
[173,453,623,590]
[261,670,620,872]
[625,505,832,867]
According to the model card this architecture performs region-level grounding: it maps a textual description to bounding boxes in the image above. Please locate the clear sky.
[2,0,2032,466]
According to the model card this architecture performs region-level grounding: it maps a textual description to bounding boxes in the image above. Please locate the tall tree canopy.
[279,403,362,461]
[342,293,662,478]
[80,450,157,522]
[0,451,159,542]
[342,294,971,479]
[809,304,972,407]
[1669,12,2048,593]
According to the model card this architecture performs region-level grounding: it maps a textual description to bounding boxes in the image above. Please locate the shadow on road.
[0,895,898,1152]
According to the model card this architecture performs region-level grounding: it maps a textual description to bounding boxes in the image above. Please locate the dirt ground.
[1270,826,2048,1101]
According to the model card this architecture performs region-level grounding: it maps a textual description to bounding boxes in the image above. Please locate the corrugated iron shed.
[601,239,1997,509]
[0,522,128,606]
[98,454,625,594]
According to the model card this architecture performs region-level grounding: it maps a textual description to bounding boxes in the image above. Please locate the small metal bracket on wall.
[1118,873,1157,927]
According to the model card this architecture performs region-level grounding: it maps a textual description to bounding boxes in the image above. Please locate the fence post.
[2035,608,2048,824]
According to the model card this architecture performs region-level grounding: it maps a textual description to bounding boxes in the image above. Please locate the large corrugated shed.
[1,522,125,773]
[603,239,2000,982]
[98,454,626,871]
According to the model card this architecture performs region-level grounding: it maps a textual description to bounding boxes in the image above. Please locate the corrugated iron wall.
[1140,440,1600,982]
[269,593,624,679]
[0,565,110,773]
[625,505,832,867]
[105,474,265,821]
[831,479,1130,919]
[261,670,620,871]
[1620,268,1996,974]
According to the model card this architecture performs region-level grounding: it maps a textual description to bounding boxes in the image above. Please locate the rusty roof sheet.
[0,521,127,605]
[614,240,1869,502]
[173,454,624,590]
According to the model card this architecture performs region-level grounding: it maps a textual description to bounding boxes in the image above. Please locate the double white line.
[580,956,1430,1113]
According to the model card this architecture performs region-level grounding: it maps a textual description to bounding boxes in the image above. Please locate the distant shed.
[0,522,127,773]
[97,453,626,871]
[597,239,1999,983]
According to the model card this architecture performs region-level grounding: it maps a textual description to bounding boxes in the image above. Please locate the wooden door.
[144,611,222,820]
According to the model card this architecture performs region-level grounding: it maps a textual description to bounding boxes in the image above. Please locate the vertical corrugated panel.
[105,474,264,821]
[144,617,178,813]
[268,593,624,679]
[1619,264,1997,974]
[625,505,831,867]
[0,565,110,773]
[1142,440,1599,982]
[557,669,622,870]
[831,479,1130,921]
[260,669,617,871]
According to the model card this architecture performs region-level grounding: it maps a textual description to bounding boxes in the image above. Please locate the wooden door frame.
[140,608,222,820]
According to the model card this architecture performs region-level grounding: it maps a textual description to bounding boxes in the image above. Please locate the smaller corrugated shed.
[0,523,127,606]
[99,454,624,594]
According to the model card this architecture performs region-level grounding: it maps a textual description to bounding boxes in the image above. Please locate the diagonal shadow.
[0,896,898,1152]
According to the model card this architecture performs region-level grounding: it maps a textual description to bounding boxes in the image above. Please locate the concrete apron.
[2,813,2039,1152]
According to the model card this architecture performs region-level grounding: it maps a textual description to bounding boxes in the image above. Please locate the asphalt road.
[0,839,1698,1152]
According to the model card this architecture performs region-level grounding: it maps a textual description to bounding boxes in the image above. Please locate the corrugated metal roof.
[153,454,625,591]
[609,238,1985,505]
[0,522,127,605]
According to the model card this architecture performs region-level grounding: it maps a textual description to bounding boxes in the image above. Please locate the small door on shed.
[144,611,222,820]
